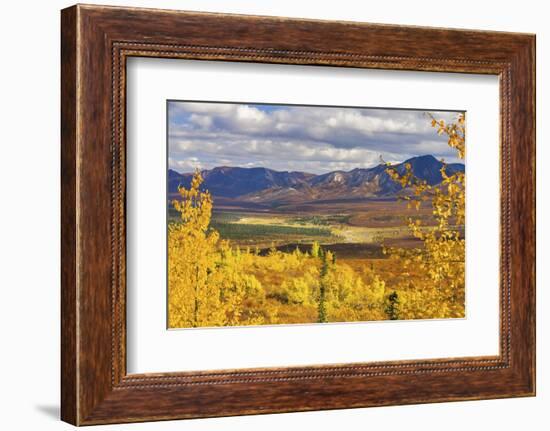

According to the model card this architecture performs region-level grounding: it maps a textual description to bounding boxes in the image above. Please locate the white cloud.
[168,157,203,172]
[189,114,213,128]
[168,102,463,173]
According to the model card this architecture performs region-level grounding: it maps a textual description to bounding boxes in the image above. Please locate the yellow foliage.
[384,113,466,319]
[168,171,265,328]
[168,114,467,328]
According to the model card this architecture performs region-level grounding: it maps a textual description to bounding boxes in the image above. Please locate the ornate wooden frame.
[61,4,536,425]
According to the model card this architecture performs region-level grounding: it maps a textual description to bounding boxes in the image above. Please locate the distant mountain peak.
[407,154,438,162]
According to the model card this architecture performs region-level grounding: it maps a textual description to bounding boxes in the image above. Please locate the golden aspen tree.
[168,171,225,328]
[209,241,265,326]
[385,114,466,318]
[168,171,266,328]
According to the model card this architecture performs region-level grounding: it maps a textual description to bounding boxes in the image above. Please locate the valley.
[168,194,440,254]
[167,153,465,327]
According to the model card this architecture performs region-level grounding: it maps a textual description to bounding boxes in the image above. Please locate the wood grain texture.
[60,5,78,425]
[60,4,536,425]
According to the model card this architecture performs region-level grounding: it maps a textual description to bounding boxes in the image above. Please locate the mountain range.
[168,155,464,204]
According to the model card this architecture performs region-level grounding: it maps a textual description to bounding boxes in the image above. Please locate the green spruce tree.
[318,249,328,323]
[385,291,400,320]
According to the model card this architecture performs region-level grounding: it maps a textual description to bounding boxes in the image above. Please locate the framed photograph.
[61,4,536,425]
[164,101,467,329]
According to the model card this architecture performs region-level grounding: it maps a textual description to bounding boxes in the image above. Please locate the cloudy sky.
[168,101,463,174]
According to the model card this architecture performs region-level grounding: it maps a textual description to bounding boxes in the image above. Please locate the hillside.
[168,155,464,203]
